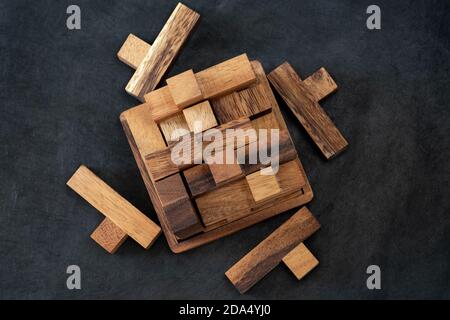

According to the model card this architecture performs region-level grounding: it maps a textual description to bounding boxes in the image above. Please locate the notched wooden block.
[117,34,152,70]
[154,174,203,239]
[225,207,320,294]
[282,243,318,280]
[245,167,281,203]
[303,67,337,102]
[182,101,218,133]
[167,69,203,108]
[91,218,128,254]
[67,165,161,250]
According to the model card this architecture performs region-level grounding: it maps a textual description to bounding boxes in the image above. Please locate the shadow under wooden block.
[67,165,161,252]
[225,207,320,294]
[91,218,128,254]
[182,101,217,133]
[282,242,319,280]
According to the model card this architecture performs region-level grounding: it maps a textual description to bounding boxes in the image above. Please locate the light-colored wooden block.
[90,218,128,254]
[142,54,256,122]
[182,101,217,133]
[167,69,203,108]
[159,113,190,143]
[67,165,161,249]
[245,167,281,202]
[282,243,319,280]
[126,3,200,100]
[117,34,152,70]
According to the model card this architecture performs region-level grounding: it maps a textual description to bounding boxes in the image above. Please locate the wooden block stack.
[67,2,348,292]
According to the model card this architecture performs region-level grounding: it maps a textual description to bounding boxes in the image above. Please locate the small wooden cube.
[183,101,218,133]
[90,218,128,254]
[167,69,203,108]
[282,243,319,280]
[245,167,281,202]
[159,113,190,143]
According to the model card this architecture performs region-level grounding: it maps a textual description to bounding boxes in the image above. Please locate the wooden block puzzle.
[119,58,319,253]
[182,101,217,133]
[67,165,161,252]
[225,207,320,294]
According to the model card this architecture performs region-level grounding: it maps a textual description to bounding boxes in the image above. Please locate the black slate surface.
[1,0,449,299]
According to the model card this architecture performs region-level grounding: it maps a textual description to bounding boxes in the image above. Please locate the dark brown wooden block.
[268,62,348,159]
[225,207,320,294]
[154,174,203,239]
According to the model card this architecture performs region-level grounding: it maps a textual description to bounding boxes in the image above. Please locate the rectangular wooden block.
[211,61,272,123]
[182,101,218,133]
[126,3,200,100]
[245,167,282,202]
[282,242,319,280]
[225,207,320,294]
[117,34,152,70]
[145,118,253,181]
[67,165,161,249]
[183,164,216,197]
[90,218,128,254]
[154,174,203,239]
[167,69,203,108]
[268,62,348,159]
[195,160,306,227]
[143,54,256,121]
[209,162,242,185]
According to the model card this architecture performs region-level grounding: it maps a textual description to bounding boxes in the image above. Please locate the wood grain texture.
[303,67,337,102]
[154,174,203,239]
[209,162,242,185]
[282,242,318,280]
[145,118,253,181]
[245,167,281,202]
[142,54,256,122]
[195,160,306,228]
[182,101,217,133]
[125,3,200,100]
[211,61,272,123]
[225,207,320,294]
[117,34,152,70]
[268,62,348,159]
[67,166,161,249]
[195,54,256,99]
[183,164,216,197]
[159,113,190,143]
[167,69,203,108]
[120,62,314,253]
[90,218,128,254]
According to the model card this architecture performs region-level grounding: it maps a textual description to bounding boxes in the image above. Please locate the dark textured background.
[1,0,449,299]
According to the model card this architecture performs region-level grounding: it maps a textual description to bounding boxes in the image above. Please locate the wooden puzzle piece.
[182,101,218,133]
[145,118,254,181]
[302,67,337,102]
[167,69,203,108]
[143,54,256,121]
[159,113,190,143]
[154,174,203,239]
[90,218,128,254]
[245,167,281,203]
[225,207,320,294]
[67,165,161,250]
[195,160,306,228]
[126,3,200,100]
[282,242,319,280]
[117,34,152,70]
[268,62,348,159]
